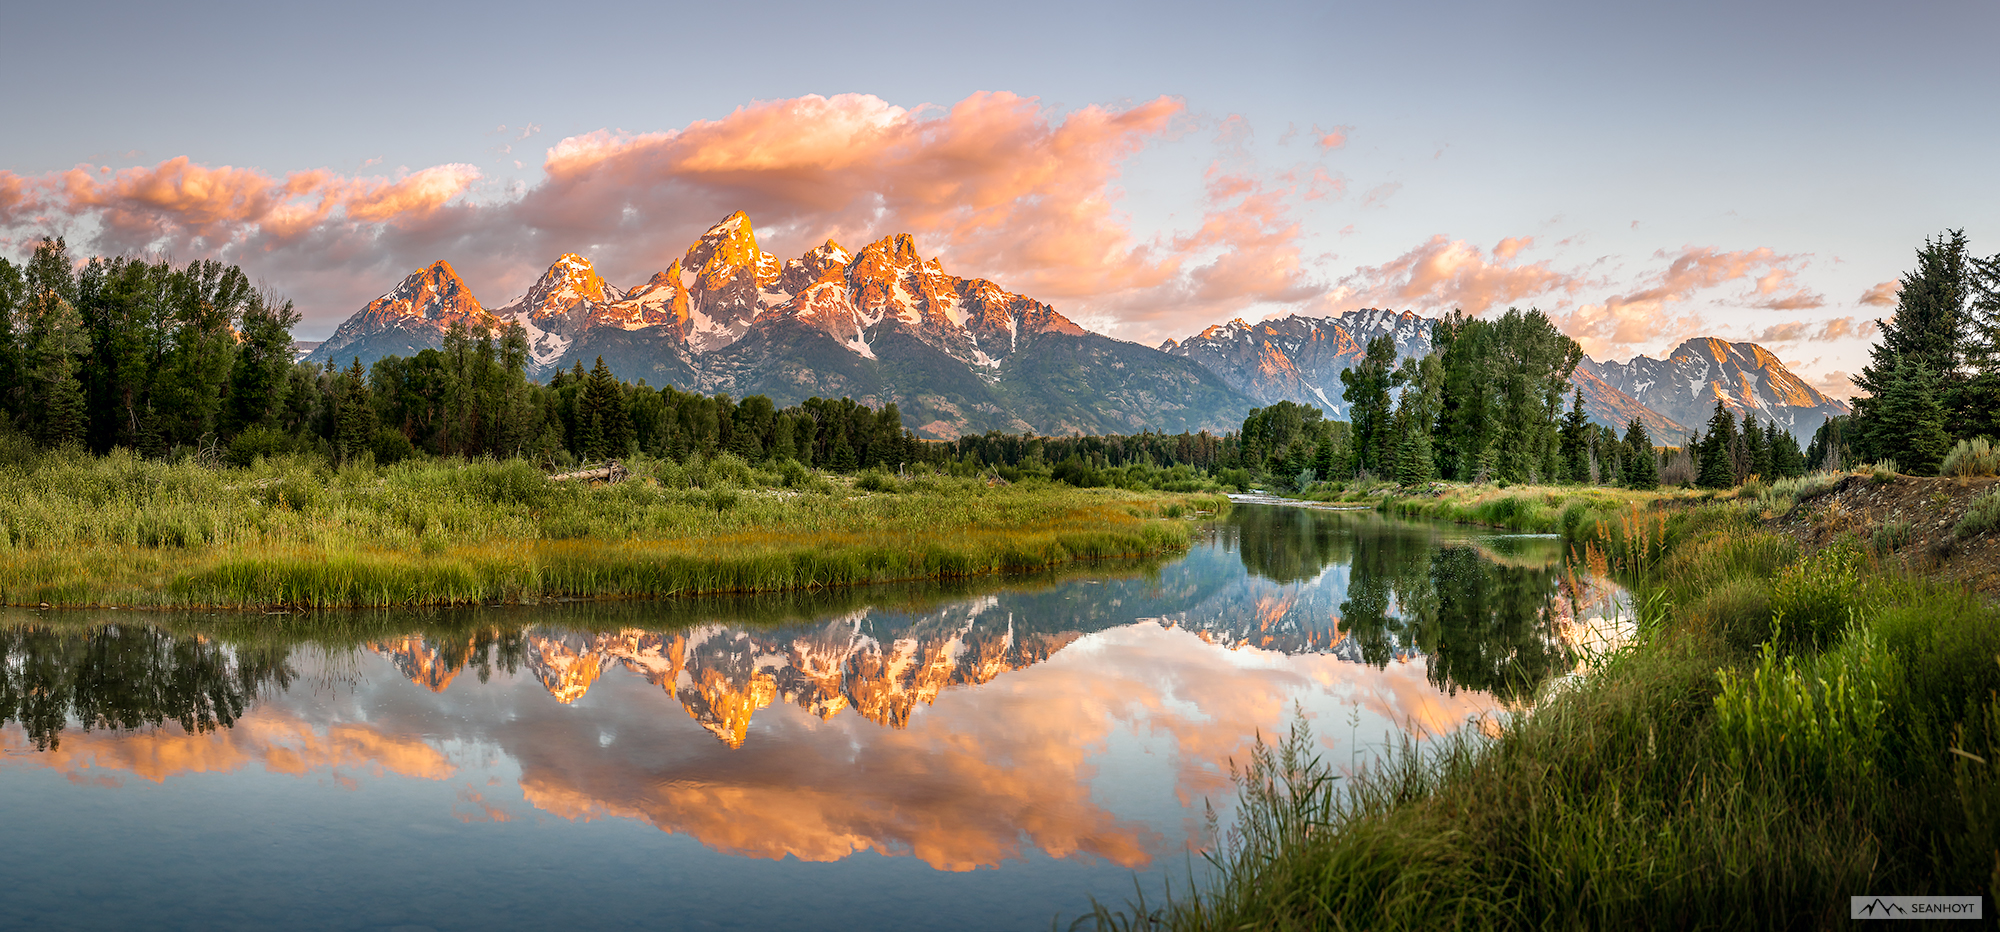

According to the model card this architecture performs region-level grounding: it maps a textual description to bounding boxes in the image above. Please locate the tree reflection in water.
[1225,504,1578,701]
[3,506,1595,749]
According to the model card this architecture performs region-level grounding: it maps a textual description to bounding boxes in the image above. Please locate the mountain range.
[307,212,1849,442]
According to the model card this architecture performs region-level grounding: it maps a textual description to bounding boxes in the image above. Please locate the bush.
[1941,436,2000,478]
[1871,520,1912,555]
[226,426,288,467]
[854,468,901,493]
[1955,489,2000,539]
[371,427,416,465]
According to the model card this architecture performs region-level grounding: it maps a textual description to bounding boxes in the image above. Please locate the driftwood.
[549,460,629,485]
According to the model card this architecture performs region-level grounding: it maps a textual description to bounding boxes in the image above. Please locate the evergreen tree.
[0,258,20,429]
[1622,418,1658,489]
[1697,400,1738,489]
[1742,416,1770,480]
[21,239,87,448]
[1871,356,1952,474]
[828,428,858,472]
[1769,427,1807,478]
[1558,389,1590,483]
[1853,231,1971,457]
[1396,413,1436,485]
[334,359,373,463]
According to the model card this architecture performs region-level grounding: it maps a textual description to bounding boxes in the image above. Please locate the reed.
[0,449,1213,609]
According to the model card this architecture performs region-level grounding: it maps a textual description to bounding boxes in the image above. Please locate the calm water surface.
[0,505,1621,931]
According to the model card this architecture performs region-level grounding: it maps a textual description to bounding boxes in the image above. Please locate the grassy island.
[0,449,1222,610]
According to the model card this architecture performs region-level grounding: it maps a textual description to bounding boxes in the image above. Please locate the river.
[0,504,1622,931]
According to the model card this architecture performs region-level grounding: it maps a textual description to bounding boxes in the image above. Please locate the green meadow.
[0,448,1219,610]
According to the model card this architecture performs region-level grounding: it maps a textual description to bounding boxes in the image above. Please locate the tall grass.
[0,449,1216,608]
[1076,498,2000,930]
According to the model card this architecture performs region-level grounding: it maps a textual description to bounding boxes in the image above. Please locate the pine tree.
[1853,231,1971,457]
[828,429,858,472]
[1558,389,1590,483]
[1697,400,1738,489]
[1872,356,1952,474]
[1622,418,1658,489]
[1397,418,1436,485]
[1742,417,1769,480]
[21,238,87,448]
[334,359,373,463]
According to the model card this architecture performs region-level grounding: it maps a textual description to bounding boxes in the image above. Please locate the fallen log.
[549,460,629,485]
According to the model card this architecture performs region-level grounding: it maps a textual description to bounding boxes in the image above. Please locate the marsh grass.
[1076,491,2000,931]
[0,450,1217,609]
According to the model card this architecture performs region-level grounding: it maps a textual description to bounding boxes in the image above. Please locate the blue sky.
[3,0,1995,395]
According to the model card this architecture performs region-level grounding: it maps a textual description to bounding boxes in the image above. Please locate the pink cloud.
[1319,234,1573,316]
[1752,317,1871,343]
[1858,280,1899,307]
[1314,125,1351,151]
[4,91,1337,342]
[1561,246,1811,357]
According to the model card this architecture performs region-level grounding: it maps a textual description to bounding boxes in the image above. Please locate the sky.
[3,0,1996,398]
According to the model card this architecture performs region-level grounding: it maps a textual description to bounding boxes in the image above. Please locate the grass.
[1077,481,2000,931]
[0,449,1222,609]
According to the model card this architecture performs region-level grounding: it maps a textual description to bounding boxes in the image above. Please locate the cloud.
[1806,368,1857,400]
[1560,246,1812,358]
[1359,181,1401,208]
[3,91,1340,343]
[1858,280,1899,306]
[1314,125,1351,150]
[1319,234,1574,316]
[0,171,39,225]
[1751,317,1875,344]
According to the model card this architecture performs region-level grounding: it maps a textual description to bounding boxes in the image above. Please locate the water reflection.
[0,505,1621,928]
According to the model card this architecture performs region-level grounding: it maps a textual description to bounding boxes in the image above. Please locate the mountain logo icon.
[1857,898,1907,917]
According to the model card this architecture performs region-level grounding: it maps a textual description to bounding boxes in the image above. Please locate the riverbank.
[0,450,1222,610]
[1095,473,2000,929]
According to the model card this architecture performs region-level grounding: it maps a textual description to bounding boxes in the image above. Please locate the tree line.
[0,238,926,471]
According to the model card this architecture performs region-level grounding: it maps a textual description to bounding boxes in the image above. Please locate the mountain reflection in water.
[0,505,1621,929]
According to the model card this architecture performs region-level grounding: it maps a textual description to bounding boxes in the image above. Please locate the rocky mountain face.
[308,214,1844,444]
[308,260,498,367]
[1580,338,1850,444]
[310,212,1254,438]
[1161,310,1436,419]
[1160,311,1851,443]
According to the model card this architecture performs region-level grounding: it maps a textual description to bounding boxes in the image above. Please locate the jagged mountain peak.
[683,211,766,279]
[306,260,492,366]
[522,253,619,307]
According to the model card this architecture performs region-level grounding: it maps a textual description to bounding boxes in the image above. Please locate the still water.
[0,504,1621,931]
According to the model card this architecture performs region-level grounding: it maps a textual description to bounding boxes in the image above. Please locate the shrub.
[1941,436,2000,478]
[226,426,288,467]
[1956,490,2000,539]
[1871,520,1912,555]
[854,468,901,493]
[371,427,416,465]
